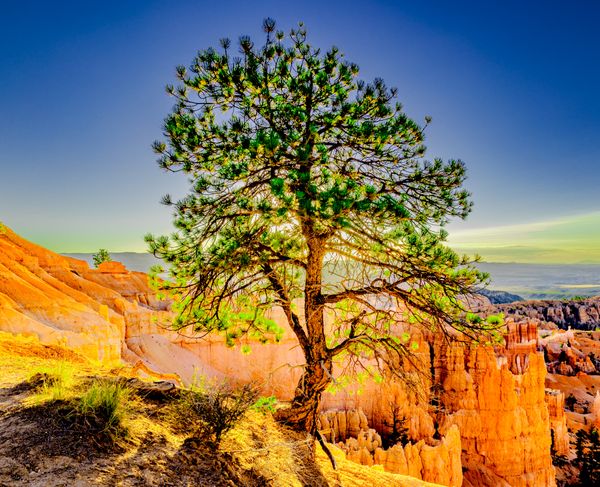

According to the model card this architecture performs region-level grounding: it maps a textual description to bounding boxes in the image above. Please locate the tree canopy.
[147,19,492,432]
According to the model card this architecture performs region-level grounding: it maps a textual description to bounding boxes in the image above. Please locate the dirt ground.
[0,334,436,487]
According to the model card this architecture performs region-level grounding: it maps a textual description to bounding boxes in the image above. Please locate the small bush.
[252,395,278,414]
[179,381,259,446]
[75,380,131,440]
[28,362,75,402]
[486,314,503,326]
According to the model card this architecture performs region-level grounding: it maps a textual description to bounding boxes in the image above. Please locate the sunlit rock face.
[0,225,169,363]
[435,332,556,487]
[545,389,570,457]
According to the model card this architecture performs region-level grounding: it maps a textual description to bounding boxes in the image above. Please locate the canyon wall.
[0,226,559,486]
[435,325,556,487]
[317,323,557,486]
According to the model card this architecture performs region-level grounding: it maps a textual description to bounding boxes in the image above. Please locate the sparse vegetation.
[486,313,504,326]
[382,403,410,448]
[0,335,411,486]
[176,381,259,446]
[252,395,279,414]
[27,361,75,402]
[576,428,600,485]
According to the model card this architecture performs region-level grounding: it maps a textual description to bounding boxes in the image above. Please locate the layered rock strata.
[0,226,169,363]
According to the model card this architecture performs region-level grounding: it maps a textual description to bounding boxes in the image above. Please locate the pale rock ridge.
[592,391,600,429]
[0,226,169,363]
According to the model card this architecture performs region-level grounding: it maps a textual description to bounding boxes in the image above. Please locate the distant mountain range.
[476,289,523,304]
[476,262,600,300]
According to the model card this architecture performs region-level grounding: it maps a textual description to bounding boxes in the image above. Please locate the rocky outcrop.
[320,331,436,441]
[592,391,600,429]
[0,225,170,363]
[545,389,570,457]
[318,322,557,486]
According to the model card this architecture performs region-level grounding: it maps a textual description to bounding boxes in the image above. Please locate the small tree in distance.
[147,19,493,433]
[92,249,112,268]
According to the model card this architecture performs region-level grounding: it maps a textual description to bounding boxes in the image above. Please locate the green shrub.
[92,249,112,268]
[252,395,278,414]
[466,312,483,324]
[486,313,503,326]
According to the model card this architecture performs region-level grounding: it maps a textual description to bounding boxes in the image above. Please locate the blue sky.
[0,1,598,261]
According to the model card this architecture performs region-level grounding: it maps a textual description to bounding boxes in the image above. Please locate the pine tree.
[147,19,492,432]
[92,249,112,268]
[576,428,600,485]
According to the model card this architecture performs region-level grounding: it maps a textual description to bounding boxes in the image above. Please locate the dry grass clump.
[221,409,318,486]
[23,363,133,446]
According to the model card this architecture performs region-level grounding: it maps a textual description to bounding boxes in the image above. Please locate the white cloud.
[447,211,600,263]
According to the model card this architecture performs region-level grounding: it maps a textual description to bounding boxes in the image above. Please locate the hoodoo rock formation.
[0,225,561,486]
[435,329,556,487]
[545,389,570,457]
[316,323,557,486]
[318,409,463,487]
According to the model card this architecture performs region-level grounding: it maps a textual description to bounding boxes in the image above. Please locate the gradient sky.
[1,1,599,261]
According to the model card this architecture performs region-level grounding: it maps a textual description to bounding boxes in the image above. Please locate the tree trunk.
[275,231,332,433]
[275,357,332,432]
